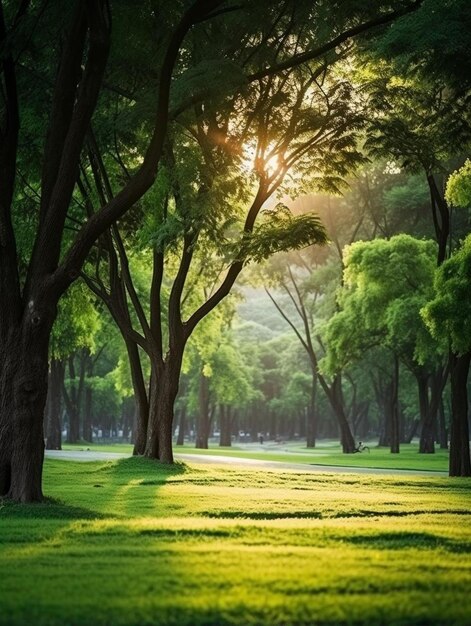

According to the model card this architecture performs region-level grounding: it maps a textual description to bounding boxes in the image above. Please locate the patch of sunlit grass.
[1,458,470,625]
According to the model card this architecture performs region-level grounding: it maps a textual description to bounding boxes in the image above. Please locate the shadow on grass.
[346,531,471,553]
[205,510,323,520]
[0,497,111,520]
[1,456,188,521]
[333,508,471,518]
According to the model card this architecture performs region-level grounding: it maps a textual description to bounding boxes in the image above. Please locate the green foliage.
[238,205,328,263]
[446,160,471,208]
[50,283,101,360]
[422,234,471,354]
[371,0,471,93]
[170,59,247,117]
[364,71,470,176]
[322,235,439,373]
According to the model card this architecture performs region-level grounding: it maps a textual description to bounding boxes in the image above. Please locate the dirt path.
[45,450,447,476]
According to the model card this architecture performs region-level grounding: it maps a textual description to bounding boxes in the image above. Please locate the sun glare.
[240,142,282,178]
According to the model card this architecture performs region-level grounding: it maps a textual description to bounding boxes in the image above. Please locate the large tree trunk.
[0,320,53,502]
[449,351,471,477]
[45,358,65,450]
[144,360,181,463]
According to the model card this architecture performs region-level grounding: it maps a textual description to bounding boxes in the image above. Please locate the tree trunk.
[44,358,64,450]
[390,355,400,454]
[330,375,355,453]
[306,372,317,448]
[144,360,181,463]
[219,404,232,447]
[0,321,53,502]
[378,404,391,447]
[417,372,434,453]
[82,351,94,443]
[82,385,93,443]
[124,338,149,456]
[438,399,448,450]
[63,355,82,444]
[449,351,471,477]
[196,371,210,449]
[176,406,186,446]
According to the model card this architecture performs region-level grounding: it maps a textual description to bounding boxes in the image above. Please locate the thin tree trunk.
[83,385,93,443]
[124,339,149,456]
[196,371,210,449]
[438,399,448,450]
[306,372,317,448]
[82,351,94,443]
[220,404,232,447]
[330,375,356,453]
[449,351,471,476]
[390,355,400,454]
[176,406,186,446]
[64,355,81,443]
[417,372,434,453]
[45,358,65,450]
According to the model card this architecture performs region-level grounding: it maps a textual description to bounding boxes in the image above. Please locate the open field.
[1,457,470,625]
[63,440,450,472]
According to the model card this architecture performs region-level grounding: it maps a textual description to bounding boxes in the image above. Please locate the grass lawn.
[63,440,450,472]
[1,458,470,625]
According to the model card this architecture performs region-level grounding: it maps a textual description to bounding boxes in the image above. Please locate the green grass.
[1,457,471,625]
[63,440,450,471]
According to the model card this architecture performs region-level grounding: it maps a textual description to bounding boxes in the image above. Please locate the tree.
[322,235,441,453]
[47,283,100,448]
[262,252,356,452]
[0,0,229,502]
[422,237,471,476]
[0,0,425,501]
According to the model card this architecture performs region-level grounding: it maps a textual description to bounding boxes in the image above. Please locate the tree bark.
[449,351,471,476]
[0,314,54,502]
[144,359,181,463]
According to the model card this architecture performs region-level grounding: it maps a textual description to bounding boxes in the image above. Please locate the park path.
[45,450,448,476]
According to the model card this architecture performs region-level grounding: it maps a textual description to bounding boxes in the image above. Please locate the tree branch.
[247,1,424,81]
